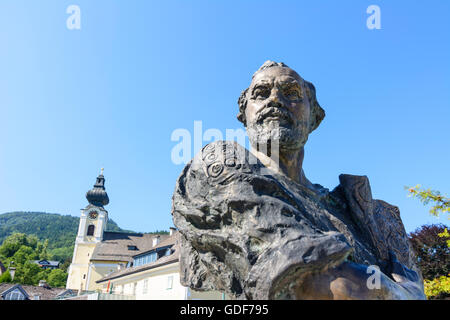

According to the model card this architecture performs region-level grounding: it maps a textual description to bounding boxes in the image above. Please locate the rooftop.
[0,283,67,300]
[32,260,60,267]
[90,231,172,262]
[96,232,179,283]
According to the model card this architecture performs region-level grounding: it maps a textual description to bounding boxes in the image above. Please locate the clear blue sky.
[0,1,448,233]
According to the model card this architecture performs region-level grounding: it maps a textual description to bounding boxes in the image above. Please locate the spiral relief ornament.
[207,162,224,178]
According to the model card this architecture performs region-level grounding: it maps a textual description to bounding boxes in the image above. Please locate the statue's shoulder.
[173,141,260,201]
[336,174,413,269]
[336,174,377,241]
[338,174,372,203]
[188,140,258,179]
[337,174,402,226]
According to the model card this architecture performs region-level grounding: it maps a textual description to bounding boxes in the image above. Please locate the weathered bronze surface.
[171,61,425,300]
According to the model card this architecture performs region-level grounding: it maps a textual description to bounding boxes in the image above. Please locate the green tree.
[12,246,36,265]
[407,185,450,217]
[26,235,39,250]
[13,261,41,285]
[0,233,40,258]
[0,211,132,263]
[424,276,450,300]
[47,269,68,288]
[407,186,450,299]
[0,233,69,287]
[60,256,72,272]
[409,224,449,280]
[0,233,29,257]
[39,239,49,260]
[0,269,12,283]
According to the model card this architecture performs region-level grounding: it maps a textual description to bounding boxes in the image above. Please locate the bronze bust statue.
[172,61,425,300]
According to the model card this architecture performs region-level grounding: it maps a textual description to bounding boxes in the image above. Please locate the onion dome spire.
[86,168,109,207]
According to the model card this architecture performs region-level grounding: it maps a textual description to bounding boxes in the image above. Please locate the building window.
[115,285,122,295]
[167,276,173,290]
[5,289,25,300]
[134,251,158,267]
[157,248,169,259]
[143,280,148,294]
[87,224,95,236]
[33,295,40,300]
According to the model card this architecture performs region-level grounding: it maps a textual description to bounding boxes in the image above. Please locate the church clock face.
[89,211,98,220]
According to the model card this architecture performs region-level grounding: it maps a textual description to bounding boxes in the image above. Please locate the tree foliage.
[407,185,450,299]
[0,233,68,287]
[407,185,450,217]
[47,269,68,287]
[0,269,12,283]
[0,212,169,288]
[0,211,128,262]
[408,222,450,299]
[424,275,450,300]
[409,224,449,280]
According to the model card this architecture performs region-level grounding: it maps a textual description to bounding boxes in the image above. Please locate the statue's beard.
[246,119,308,154]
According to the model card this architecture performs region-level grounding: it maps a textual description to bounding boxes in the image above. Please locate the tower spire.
[86,170,109,207]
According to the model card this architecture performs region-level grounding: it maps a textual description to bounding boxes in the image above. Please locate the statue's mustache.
[256,106,295,125]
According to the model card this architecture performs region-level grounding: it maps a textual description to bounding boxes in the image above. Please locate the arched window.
[87,224,95,236]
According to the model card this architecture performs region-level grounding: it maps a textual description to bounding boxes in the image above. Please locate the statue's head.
[238,61,325,151]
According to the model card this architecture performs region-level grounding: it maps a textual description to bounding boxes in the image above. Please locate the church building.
[66,170,224,300]
[66,170,170,292]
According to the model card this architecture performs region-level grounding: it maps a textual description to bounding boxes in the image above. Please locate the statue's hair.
[252,60,289,76]
[237,60,325,133]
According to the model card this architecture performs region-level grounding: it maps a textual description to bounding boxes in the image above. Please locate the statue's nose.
[268,89,282,107]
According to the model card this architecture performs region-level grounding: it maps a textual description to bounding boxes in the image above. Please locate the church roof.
[90,231,172,262]
[96,232,179,283]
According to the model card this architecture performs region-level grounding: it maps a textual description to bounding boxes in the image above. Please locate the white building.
[95,229,226,300]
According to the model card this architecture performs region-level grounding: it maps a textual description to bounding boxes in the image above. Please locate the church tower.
[66,169,110,290]
[76,169,109,244]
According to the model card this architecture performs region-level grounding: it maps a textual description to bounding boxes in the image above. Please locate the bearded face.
[244,66,312,152]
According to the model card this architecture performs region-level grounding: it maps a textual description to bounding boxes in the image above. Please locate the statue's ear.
[305,81,325,133]
[237,88,248,125]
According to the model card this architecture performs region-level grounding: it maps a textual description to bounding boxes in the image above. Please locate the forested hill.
[0,211,131,261]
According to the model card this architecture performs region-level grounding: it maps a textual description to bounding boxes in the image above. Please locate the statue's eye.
[283,87,301,101]
[253,87,271,99]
